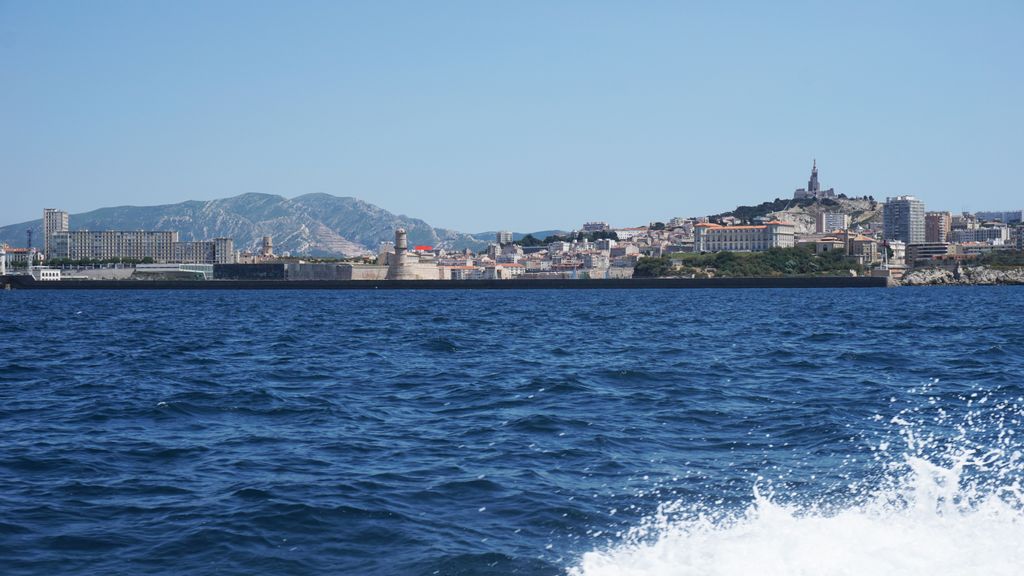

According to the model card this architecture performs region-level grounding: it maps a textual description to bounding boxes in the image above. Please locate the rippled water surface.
[2,287,1023,575]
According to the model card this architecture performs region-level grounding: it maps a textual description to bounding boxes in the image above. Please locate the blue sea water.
[1,287,1023,575]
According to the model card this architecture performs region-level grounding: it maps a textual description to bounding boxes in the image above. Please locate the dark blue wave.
[0,287,1022,574]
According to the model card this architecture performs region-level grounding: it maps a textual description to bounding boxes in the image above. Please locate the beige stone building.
[693,221,795,252]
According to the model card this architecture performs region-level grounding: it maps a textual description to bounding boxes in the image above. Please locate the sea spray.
[570,391,1024,576]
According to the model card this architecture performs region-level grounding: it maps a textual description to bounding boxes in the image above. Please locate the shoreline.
[2,275,888,290]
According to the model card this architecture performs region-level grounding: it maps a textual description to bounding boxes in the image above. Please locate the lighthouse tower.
[387,228,418,280]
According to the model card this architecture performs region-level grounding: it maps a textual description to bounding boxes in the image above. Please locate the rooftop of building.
[695,221,793,229]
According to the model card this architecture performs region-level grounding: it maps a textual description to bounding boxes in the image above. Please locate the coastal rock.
[901,268,955,286]
[901,266,1024,286]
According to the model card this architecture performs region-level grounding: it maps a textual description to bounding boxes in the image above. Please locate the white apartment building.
[816,212,850,233]
[43,209,69,257]
[693,221,795,252]
[48,230,234,264]
[173,238,236,264]
[548,241,571,254]
[949,226,1010,244]
[483,263,526,279]
[49,230,179,261]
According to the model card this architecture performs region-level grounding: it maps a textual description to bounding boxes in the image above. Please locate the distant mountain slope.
[0,193,489,257]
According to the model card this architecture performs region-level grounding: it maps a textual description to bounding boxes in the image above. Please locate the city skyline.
[2,168,1021,236]
[2,1,1022,230]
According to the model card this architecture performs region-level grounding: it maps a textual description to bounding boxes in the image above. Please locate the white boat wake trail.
[571,393,1024,576]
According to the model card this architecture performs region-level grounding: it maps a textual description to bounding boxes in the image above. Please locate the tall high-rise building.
[496,231,513,245]
[43,208,69,258]
[884,196,926,245]
[925,211,952,243]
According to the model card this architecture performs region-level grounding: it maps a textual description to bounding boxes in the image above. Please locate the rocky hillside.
[768,197,882,235]
[713,196,883,234]
[0,193,491,257]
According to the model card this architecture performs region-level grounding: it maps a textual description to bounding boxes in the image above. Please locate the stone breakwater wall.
[902,266,1024,286]
[2,275,888,290]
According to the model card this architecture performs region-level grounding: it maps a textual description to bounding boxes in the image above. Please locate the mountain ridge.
[0,193,492,257]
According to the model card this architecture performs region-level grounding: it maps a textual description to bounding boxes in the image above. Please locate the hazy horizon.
[2,1,1022,231]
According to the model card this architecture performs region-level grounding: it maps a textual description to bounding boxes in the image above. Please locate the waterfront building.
[925,211,952,243]
[583,252,610,270]
[975,210,1024,224]
[906,243,950,263]
[448,266,483,280]
[483,263,525,280]
[43,209,69,257]
[260,236,274,258]
[48,230,177,261]
[846,234,880,266]
[952,212,979,230]
[693,221,795,253]
[883,196,926,245]
[523,259,552,273]
[814,237,846,255]
[0,244,5,276]
[793,160,836,199]
[29,266,61,281]
[47,230,234,264]
[952,242,999,258]
[172,238,236,264]
[949,226,1009,244]
[887,240,906,266]
[608,260,635,279]
[41,209,235,264]
[3,247,36,267]
[816,212,850,233]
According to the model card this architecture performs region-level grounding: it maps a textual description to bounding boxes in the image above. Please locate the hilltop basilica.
[793,160,836,199]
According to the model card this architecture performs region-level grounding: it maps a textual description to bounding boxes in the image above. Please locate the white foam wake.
[570,394,1024,576]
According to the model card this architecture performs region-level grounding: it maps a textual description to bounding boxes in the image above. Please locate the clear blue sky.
[1,1,1021,232]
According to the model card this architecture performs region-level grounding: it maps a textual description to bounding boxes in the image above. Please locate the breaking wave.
[571,391,1024,576]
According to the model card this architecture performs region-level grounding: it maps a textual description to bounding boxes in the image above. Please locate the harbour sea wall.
[2,275,889,290]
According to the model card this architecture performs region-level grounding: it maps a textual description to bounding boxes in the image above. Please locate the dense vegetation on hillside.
[517,230,618,247]
[976,249,1024,268]
[711,198,823,224]
[634,246,863,278]
[712,195,877,225]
